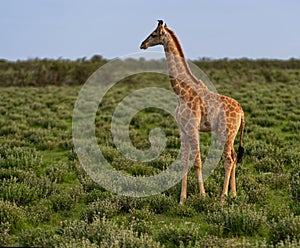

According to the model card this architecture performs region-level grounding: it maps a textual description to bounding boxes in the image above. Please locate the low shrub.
[268,214,300,245]
[80,198,121,222]
[0,177,42,205]
[186,194,221,214]
[276,237,300,248]
[171,204,197,217]
[55,237,98,248]
[0,146,44,170]
[156,222,201,247]
[84,189,110,203]
[51,193,74,212]
[25,202,52,224]
[254,117,277,127]
[117,196,149,213]
[51,186,83,213]
[0,222,11,246]
[291,164,300,203]
[148,194,177,214]
[127,208,154,235]
[58,217,163,247]
[148,153,177,171]
[207,205,267,236]
[0,200,24,232]
[45,162,69,183]
[21,172,56,197]
[238,175,269,204]
[253,157,284,174]
[247,186,268,204]
[182,235,269,248]
[264,201,293,223]
[99,230,163,248]
[18,228,54,247]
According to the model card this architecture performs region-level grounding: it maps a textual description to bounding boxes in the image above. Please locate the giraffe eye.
[151,33,158,38]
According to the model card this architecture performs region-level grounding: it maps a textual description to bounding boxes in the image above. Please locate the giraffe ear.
[164,23,168,28]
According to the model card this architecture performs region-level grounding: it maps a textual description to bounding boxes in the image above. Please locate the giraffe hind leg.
[229,147,237,197]
[221,144,235,202]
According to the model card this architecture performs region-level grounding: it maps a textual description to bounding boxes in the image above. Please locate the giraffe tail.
[237,111,245,163]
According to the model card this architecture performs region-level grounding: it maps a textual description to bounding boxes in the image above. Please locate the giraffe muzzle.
[140,42,148,49]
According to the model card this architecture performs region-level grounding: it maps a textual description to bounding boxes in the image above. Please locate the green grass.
[0,60,300,247]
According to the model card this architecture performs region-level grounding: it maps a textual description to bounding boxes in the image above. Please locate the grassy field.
[0,59,300,247]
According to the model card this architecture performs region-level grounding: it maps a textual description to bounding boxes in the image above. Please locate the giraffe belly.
[199,119,212,132]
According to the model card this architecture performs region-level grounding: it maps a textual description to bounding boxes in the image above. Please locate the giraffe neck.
[163,29,208,95]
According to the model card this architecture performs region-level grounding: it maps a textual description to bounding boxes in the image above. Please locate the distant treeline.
[0,55,299,87]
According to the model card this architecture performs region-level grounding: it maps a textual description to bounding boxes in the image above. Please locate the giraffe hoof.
[179,197,186,205]
[201,192,206,197]
[220,194,227,204]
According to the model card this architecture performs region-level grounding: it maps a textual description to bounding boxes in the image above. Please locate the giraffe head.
[140,20,168,49]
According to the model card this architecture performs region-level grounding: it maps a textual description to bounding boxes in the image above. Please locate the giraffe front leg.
[194,154,206,197]
[180,137,190,205]
[189,131,206,197]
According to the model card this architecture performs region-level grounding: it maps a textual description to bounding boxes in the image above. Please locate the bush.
[0,146,44,170]
[156,222,202,247]
[51,186,83,212]
[58,217,162,247]
[276,237,300,248]
[25,202,52,224]
[51,193,74,212]
[147,194,177,214]
[0,169,55,206]
[45,162,69,183]
[238,175,269,204]
[127,208,154,235]
[181,235,269,248]
[186,194,221,214]
[0,200,24,232]
[0,177,41,205]
[18,228,54,247]
[99,231,162,248]
[207,205,267,236]
[0,222,11,246]
[291,164,300,203]
[254,157,284,174]
[80,198,121,222]
[171,204,197,217]
[55,237,98,248]
[268,215,300,245]
[117,196,149,213]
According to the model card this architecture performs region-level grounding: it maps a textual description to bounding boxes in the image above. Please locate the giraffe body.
[140,21,245,203]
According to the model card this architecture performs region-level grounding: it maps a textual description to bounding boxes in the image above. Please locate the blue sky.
[1,0,299,60]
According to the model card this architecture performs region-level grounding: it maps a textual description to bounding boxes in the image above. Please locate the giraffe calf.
[141,20,245,204]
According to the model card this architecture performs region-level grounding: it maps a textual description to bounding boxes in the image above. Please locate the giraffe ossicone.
[140,20,245,203]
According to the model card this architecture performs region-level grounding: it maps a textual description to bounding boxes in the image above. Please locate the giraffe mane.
[165,28,185,58]
[165,27,205,86]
